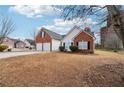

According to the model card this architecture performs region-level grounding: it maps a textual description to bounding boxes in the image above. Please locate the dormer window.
[41,31,45,38]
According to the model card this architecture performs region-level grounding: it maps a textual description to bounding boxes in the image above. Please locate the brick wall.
[74,31,94,52]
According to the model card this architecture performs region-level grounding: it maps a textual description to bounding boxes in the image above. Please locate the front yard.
[0,50,124,87]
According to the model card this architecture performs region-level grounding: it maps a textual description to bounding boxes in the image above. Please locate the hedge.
[69,46,78,52]
[0,45,8,52]
[59,46,65,52]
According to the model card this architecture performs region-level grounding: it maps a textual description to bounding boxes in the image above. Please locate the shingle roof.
[42,27,63,40]
[61,25,81,40]
[25,39,35,45]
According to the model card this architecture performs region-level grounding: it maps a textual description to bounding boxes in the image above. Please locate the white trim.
[61,26,81,41]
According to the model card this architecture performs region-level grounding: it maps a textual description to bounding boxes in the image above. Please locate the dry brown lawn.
[0,50,124,87]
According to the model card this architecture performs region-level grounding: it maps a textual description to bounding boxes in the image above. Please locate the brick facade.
[36,28,52,43]
[35,28,52,51]
[74,31,94,53]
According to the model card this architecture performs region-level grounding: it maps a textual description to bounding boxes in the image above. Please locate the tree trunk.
[107,5,124,48]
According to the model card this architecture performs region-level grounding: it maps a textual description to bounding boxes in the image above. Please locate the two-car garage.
[36,43,51,51]
[35,27,62,51]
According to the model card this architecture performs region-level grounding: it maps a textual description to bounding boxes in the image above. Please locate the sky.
[0,5,106,43]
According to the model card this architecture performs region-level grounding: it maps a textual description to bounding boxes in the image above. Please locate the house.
[100,15,123,49]
[61,26,94,52]
[1,37,26,49]
[74,27,94,53]
[35,27,63,51]
[1,37,15,48]
[35,26,94,52]
[24,39,35,48]
[14,40,26,48]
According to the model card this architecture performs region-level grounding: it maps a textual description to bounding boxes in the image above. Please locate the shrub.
[69,46,78,52]
[59,46,65,52]
[25,46,29,48]
[0,45,8,52]
[7,48,12,52]
[95,44,102,49]
[29,47,32,50]
[113,49,118,52]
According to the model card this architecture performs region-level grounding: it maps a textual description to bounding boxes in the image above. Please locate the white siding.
[62,28,81,42]
[24,40,31,47]
[61,27,81,51]
[52,39,61,51]
[65,42,71,51]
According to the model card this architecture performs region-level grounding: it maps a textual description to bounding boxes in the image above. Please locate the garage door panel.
[36,43,42,51]
[43,43,50,51]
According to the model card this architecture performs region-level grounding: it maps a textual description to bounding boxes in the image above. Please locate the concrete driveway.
[0,51,44,59]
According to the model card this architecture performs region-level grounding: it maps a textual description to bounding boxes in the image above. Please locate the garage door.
[43,43,50,51]
[36,43,42,51]
[78,41,88,49]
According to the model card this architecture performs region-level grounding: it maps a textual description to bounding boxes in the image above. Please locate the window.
[88,41,90,50]
[76,42,78,47]
[71,42,73,46]
[41,31,45,38]
[63,42,65,47]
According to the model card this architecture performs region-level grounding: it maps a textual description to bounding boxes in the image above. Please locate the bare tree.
[58,5,124,47]
[30,29,36,41]
[0,15,15,44]
[107,6,124,47]
[30,29,37,49]
[105,31,123,50]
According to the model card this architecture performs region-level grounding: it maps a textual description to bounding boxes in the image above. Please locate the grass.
[0,50,124,87]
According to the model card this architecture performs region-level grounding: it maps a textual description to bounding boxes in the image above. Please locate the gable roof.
[61,26,94,41]
[61,25,81,41]
[1,37,19,42]
[15,40,26,44]
[41,27,63,40]
[84,30,94,37]
[25,39,35,45]
[73,30,95,40]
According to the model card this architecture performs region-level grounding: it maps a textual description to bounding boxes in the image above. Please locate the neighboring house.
[100,15,123,49]
[14,40,26,48]
[35,27,63,51]
[1,37,15,48]
[24,39,35,48]
[1,37,26,49]
[61,26,94,52]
